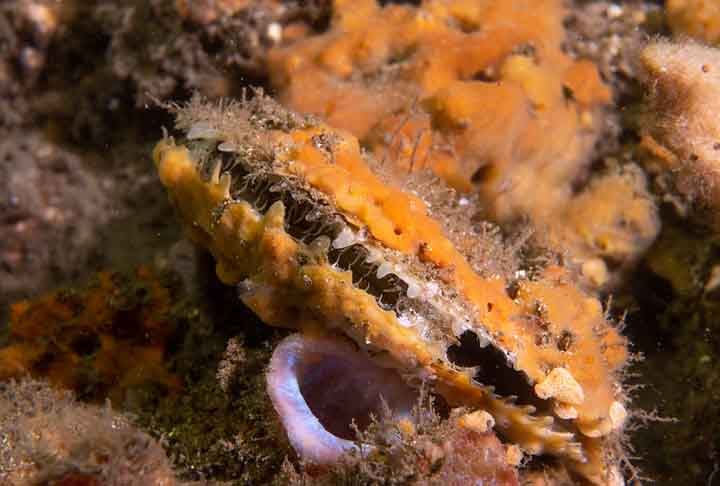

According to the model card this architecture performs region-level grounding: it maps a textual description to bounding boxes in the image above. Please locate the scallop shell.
[154,95,628,484]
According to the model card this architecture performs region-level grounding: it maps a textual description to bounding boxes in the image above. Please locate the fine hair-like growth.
[0,378,176,486]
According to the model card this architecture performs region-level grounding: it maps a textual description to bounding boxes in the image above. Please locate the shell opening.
[447,331,549,411]
[267,334,418,464]
[195,142,414,312]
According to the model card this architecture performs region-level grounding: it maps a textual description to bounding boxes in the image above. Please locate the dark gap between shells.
[200,143,411,312]
[447,330,549,411]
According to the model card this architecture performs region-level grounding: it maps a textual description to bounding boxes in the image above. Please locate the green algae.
[627,220,720,484]
[132,263,292,484]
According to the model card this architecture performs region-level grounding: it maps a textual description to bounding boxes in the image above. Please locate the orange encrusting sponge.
[0,267,182,405]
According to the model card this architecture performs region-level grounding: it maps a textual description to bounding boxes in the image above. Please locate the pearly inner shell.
[266,333,417,464]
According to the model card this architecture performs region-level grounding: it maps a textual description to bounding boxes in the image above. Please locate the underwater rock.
[640,40,720,229]
[564,1,661,99]
[0,131,112,305]
[90,0,328,106]
[0,378,177,486]
[0,0,61,125]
